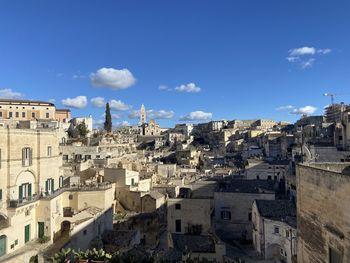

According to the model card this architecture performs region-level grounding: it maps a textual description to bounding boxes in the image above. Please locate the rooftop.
[0,99,55,106]
[255,199,296,227]
[217,179,276,194]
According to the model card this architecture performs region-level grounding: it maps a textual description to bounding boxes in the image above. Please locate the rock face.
[297,164,350,263]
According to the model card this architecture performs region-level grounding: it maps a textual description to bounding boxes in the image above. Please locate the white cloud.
[128,110,140,119]
[91,97,106,108]
[175,83,201,93]
[180,110,213,121]
[301,58,316,69]
[128,109,174,119]
[73,74,86,79]
[158,85,172,91]
[0,88,24,99]
[291,105,317,115]
[276,105,294,111]
[317,48,332,54]
[61,96,88,109]
[289,46,316,56]
[287,46,332,69]
[115,121,131,127]
[148,110,174,119]
[286,56,299,62]
[109,99,131,111]
[90,67,136,90]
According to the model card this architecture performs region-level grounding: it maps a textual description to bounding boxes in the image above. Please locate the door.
[0,235,6,257]
[38,222,45,238]
[25,224,30,243]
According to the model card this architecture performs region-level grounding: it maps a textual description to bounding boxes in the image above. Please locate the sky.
[1,0,350,128]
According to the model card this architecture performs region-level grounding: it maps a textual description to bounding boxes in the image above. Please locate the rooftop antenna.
[323,93,335,105]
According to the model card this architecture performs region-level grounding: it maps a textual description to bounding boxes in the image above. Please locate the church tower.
[140,104,146,125]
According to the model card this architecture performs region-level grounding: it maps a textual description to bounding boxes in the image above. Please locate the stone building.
[297,162,350,263]
[0,123,114,261]
[252,200,297,263]
[0,99,56,120]
[167,198,212,235]
[214,179,276,241]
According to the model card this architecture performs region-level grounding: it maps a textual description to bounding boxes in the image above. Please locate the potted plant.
[73,249,89,263]
[50,248,72,263]
[88,248,112,263]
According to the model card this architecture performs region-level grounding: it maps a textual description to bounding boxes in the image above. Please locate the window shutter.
[22,148,25,166]
[0,189,2,200]
[28,184,32,197]
[19,185,23,200]
[29,148,33,166]
[51,179,54,192]
[45,180,48,193]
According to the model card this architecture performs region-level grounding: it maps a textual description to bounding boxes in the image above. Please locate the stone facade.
[297,163,350,263]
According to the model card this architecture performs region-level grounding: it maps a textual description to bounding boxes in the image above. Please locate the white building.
[252,200,297,263]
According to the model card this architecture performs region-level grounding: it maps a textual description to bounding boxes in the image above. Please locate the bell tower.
[140,104,146,125]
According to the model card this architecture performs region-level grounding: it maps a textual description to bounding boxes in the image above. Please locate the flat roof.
[0,99,55,106]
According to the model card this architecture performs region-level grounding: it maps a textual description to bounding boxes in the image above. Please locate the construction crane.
[323,92,350,105]
[323,93,335,105]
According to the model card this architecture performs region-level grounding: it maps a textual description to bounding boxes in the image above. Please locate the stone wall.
[297,164,350,262]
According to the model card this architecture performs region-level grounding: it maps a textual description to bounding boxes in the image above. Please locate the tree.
[104,102,112,133]
[77,122,89,138]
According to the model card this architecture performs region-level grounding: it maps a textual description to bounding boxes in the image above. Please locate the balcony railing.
[8,194,40,208]
[8,183,113,206]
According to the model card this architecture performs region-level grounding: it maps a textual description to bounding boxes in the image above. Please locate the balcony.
[41,183,113,200]
[8,194,40,208]
[8,183,113,206]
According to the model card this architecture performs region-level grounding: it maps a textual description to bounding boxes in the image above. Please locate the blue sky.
[1,0,350,127]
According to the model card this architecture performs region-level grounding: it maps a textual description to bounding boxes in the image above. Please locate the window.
[221,210,231,220]
[0,112,2,118]
[0,189,2,201]
[175,203,181,210]
[175,219,181,233]
[63,155,68,161]
[274,226,280,234]
[31,112,35,119]
[15,112,19,118]
[22,147,32,167]
[59,176,64,188]
[46,113,49,118]
[131,178,135,186]
[45,178,54,194]
[256,175,260,180]
[83,230,87,235]
[286,230,290,238]
[22,112,25,118]
[329,247,342,263]
[9,112,13,118]
[47,146,52,157]
[248,212,252,221]
[19,183,32,200]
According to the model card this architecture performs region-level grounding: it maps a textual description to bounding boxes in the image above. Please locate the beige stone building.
[297,162,350,263]
[0,124,114,261]
[0,99,56,120]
